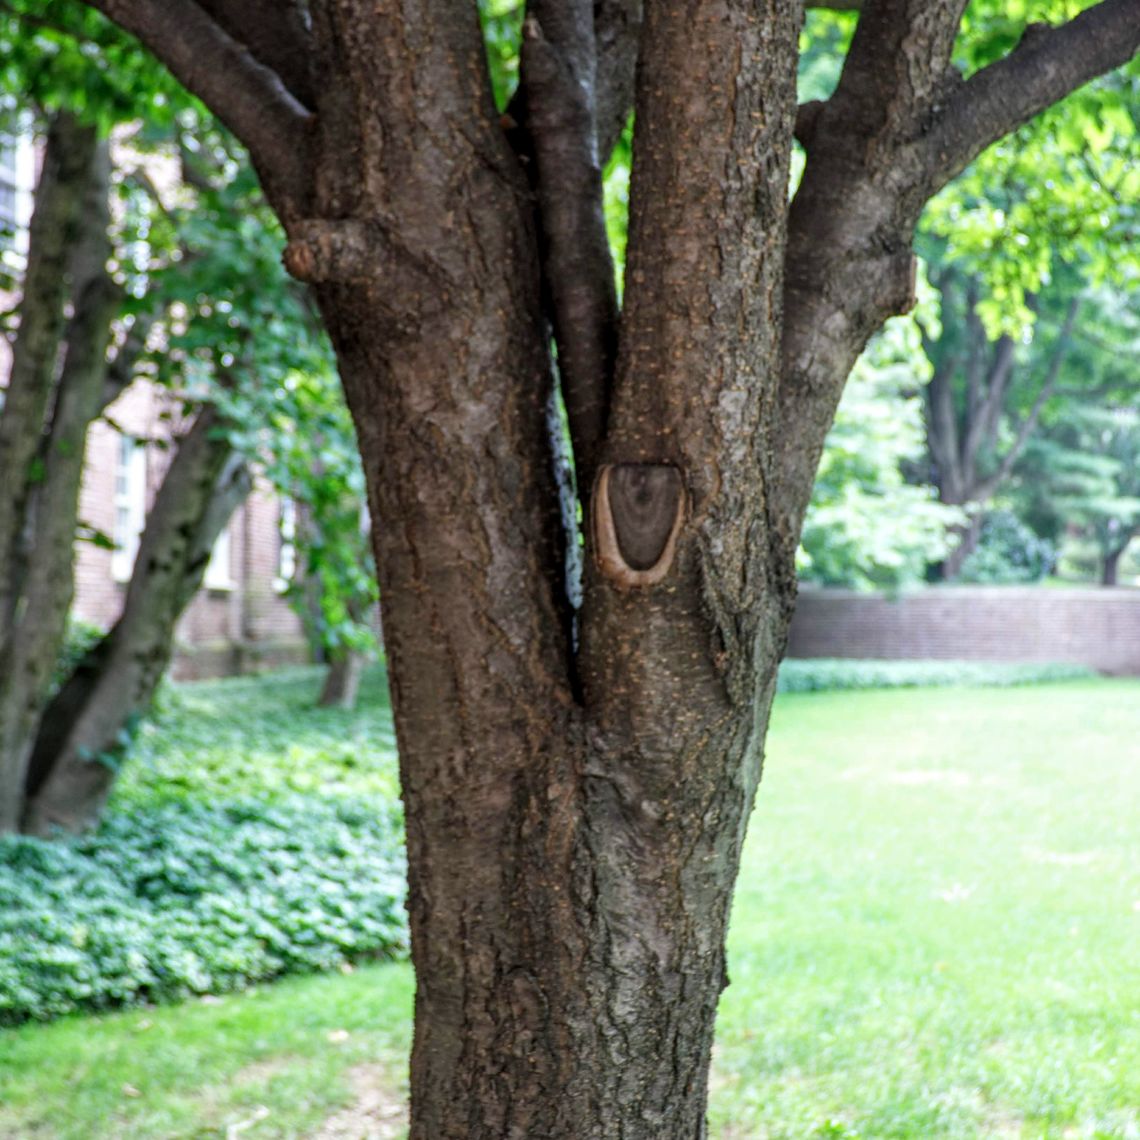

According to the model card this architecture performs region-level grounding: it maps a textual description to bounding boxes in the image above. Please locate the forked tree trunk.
[297,5,801,1133]
[79,0,1140,1132]
[22,413,249,834]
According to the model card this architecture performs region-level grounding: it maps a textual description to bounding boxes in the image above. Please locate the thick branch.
[826,0,967,147]
[521,6,619,488]
[594,0,641,159]
[197,0,314,109]
[82,0,313,218]
[923,0,1140,195]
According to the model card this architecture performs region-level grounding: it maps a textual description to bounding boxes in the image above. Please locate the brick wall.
[787,585,1140,675]
[72,382,309,679]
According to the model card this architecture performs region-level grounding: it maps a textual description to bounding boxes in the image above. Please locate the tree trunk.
[317,649,366,709]
[0,126,116,835]
[941,511,985,581]
[21,413,250,834]
[76,0,1140,1131]
[1101,535,1135,587]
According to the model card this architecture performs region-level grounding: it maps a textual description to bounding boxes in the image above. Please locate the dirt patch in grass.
[310,1064,407,1139]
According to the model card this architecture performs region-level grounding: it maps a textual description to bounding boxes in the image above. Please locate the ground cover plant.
[0,668,406,1024]
[1,673,1137,1138]
[0,661,1107,1024]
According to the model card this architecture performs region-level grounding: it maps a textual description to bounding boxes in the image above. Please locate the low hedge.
[0,796,407,1024]
[777,658,1096,693]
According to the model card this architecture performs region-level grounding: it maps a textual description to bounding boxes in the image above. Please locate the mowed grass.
[1,674,1137,1138]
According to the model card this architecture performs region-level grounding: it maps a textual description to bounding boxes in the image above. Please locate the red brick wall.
[787,585,1140,675]
[71,382,309,679]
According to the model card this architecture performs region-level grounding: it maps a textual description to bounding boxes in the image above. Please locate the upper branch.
[521,2,619,489]
[825,0,967,148]
[922,0,1140,196]
[197,0,315,110]
[83,0,314,218]
[593,0,641,159]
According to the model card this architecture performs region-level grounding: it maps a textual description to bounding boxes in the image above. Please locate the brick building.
[74,382,309,680]
[4,128,308,680]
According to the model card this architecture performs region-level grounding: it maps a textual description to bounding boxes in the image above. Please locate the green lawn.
[2,674,1138,1138]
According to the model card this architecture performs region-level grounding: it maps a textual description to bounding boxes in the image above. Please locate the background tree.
[912,51,1140,575]
[1018,398,1140,584]
[799,282,963,589]
[69,0,1140,1134]
[0,10,376,829]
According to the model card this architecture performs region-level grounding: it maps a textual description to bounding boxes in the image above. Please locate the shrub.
[0,796,406,1024]
[958,510,1055,583]
[776,658,1096,693]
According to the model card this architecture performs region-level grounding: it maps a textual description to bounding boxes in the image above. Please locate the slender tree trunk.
[1101,535,1135,586]
[1103,547,1121,586]
[22,414,250,834]
[0,126,116,835]
[941,511,985,580]
[318,649,366,709]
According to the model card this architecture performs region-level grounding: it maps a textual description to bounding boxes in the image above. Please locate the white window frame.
[112,435,148,582]
[274,496,297,592]
[0,132,36,261]
[204,523,235,591]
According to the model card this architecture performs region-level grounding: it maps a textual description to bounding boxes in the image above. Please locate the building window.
[204,524,235,591]
[112,435,147,582]
[276,497,297,590]
[0,131,35,260]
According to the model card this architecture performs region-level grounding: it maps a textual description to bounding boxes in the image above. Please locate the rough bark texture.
[0,124,115,834]
[77,0,1140,1132]
[23,413,249,834]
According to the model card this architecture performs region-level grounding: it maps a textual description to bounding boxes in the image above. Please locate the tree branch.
[520,5,619,489]
[593,0,641,159]
[196,0,314,110]
[826,0,967,146]
[81,0,314,219]
[922,0,1140,195]
[974,298,1080,500]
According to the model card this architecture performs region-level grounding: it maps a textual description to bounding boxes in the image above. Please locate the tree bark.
[22,412,249,834]
[0,127,116,835]
[76,0,1140,1132]
[940,511,984,580]
[0,114,99,638]
[925,275,1080,580]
